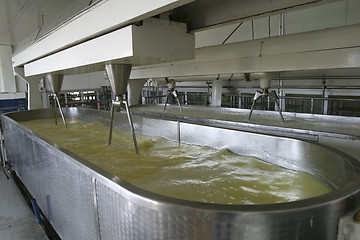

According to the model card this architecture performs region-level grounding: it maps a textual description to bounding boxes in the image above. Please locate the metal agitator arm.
[45,74,68,128]
[105,64,139,154]
[163,80,183,112]
[53,94,68,128]
[108,96,139,154]
[248,88,285,122]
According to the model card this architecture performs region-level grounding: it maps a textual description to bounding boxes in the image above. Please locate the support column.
[127,79,147,106]
[14,67,43,109]
[211,78,222,107]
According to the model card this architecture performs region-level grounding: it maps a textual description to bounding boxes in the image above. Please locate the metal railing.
[222,94,360,117]
[144,91,360,117]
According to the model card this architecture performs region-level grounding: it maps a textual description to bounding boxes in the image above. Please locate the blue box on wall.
[0,98,27,114]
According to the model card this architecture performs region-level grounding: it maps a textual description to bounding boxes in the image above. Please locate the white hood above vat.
[23,18,195,77]
[12,0,196,68]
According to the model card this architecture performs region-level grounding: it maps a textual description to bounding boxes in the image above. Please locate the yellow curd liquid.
[22,118,331,204]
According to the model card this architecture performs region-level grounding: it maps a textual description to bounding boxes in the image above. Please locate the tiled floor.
[0,167,48,240]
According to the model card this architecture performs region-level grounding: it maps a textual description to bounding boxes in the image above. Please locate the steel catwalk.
[2,107,360,240]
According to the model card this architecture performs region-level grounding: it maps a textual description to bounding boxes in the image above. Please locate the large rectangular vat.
[2,107,360,240]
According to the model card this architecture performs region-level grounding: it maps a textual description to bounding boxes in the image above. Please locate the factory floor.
[0,167,48,240]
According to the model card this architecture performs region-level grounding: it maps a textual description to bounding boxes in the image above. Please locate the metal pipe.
[124,100,139,154]
[108,98,139,154]
[322,77,327,115]
[248,101,256,121]
[163,94,169,112]
[54,95,57,126]
[55,94,68,128]
[279,13,284,36]
[274,76,360,80]
[311,98,314,114]
[108,103,115,145]
[273,97,285,122]
[176,96,183,111]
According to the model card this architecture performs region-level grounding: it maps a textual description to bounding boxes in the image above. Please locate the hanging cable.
[222,22,243,44]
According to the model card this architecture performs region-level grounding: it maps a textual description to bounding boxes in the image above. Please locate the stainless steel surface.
[105,64,132,96]
[45,73,68,127]
[2,107,360,240]
[108,100,139,154]
[0,168,48,240]
[106,64,139,153]
[124,100,139,154]
[132,105,360,140]
[108,103,115,145]
[45,74,63,94]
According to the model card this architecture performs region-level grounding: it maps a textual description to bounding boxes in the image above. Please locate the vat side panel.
[95,179,309,240]
[3,120,40,198]
[179,122,282,162]
[95,180,216,240]
[135,117,179,142]
[31,139,99,240]
[2,116,99,240]
[178,121,350,188]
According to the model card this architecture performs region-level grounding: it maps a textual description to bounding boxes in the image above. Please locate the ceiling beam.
[172,0,341,31]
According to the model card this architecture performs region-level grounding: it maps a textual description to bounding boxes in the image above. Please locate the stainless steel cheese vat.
[2,107,360,240]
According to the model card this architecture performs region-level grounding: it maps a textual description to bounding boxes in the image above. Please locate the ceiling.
[0,0,86,48]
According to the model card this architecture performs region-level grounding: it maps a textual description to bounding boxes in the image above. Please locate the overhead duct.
[22,18,195,77]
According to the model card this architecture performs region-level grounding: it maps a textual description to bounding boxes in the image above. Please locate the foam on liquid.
[22,118,331,204]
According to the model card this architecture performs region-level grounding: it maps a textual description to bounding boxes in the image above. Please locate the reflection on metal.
[45,74,68,128]
[163,79,183,112]
[105,64,139,154]
[105,64,131,96]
